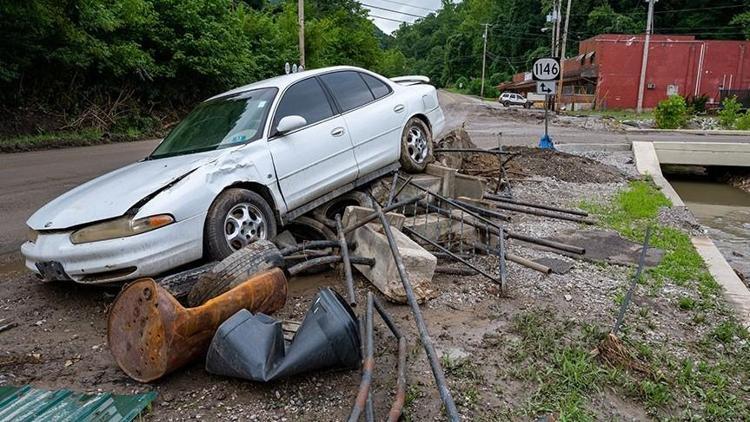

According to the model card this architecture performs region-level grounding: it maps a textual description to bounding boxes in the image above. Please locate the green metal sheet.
[0,385,156,422]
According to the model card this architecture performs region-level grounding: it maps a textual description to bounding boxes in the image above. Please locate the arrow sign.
[536,81,557,95]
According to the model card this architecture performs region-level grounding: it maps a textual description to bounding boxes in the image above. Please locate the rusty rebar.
[385,171,400,207]
[473,242,552,274]
[287,255,375,276]
[484,193,589,217]
[336,214,357,307]
[480,197,596,224]
[373,202,460,421]
[280,240,350,256]
[452,199,512,222]
[371,296,407,422]
[348,292,375,422]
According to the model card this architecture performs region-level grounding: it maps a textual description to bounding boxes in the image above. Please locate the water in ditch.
[668,178,750,280]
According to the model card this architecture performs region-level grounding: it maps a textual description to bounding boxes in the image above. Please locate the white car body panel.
[22,66,446,284]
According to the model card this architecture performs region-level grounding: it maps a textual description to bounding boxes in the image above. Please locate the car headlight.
[26,227,38,243]
[70,214,174,244]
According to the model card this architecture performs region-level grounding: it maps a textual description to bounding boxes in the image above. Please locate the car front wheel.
[503,101,510,107]
[204,188,278,261]
[399,117,433,173]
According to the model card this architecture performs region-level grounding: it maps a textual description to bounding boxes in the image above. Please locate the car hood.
[27,151,223,231]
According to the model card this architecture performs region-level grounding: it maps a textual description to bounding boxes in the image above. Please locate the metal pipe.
[287,255,375,276]
[349,293,375,422]
[387,336,407,422]
[473,242,552,274]
[385,171,400,207]
[404,226,500,284]
[336,214,357,307]
[374,202,460,421]
[613,227,652,335]
[452,199,512,222]
[343,195,424,235]
[372,296,402,340]
[420,200,584,255]
[391,175,413,205]
[483,193,589,217]
[435,267,478,276]
[498,228,507,293]
[479,199,596,224]
[280,240,348,256]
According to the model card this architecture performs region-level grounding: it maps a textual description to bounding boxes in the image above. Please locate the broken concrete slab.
[403,212,475,243]
[454,173,485,199]
[351,224,437,303]
[425,163,457,198]
[342,205,406,232]
[543,229,664,267]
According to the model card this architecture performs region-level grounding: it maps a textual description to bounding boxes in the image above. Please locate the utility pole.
[636,0,656,113]
[554,0,562,56]
[555,0,572,111]
[298,0,305,68]
[480,23,490,99]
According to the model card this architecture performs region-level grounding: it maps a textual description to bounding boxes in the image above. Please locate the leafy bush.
[655,95,688,129]
[736,111,750,131]
[685,94,709,114]
[719,96,742,129]
[466,78,499,98]
[455,76,468,90]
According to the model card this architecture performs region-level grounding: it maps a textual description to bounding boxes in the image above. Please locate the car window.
[150,88,277,159]
[360,73,391,99]
[273,78,334,132]
[319,71,375,112]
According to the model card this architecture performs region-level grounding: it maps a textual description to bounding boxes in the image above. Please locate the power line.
[368,14,415,24]
[368,0,438,13]
[360,3,429,19]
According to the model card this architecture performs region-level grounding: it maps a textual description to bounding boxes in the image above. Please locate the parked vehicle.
[499,92,532,108]
[22,66,446,284]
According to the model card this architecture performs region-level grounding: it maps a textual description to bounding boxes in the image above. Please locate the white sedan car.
[22,66,445,284]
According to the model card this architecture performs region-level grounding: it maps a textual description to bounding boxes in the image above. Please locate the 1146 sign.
[532,58,561,81]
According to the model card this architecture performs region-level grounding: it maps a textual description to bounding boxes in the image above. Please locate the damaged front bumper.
[21,213,206,284]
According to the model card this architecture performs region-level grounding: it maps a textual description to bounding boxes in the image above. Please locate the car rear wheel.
[399,117,432,173]
[524,102,531,109]
[205,189,277,261]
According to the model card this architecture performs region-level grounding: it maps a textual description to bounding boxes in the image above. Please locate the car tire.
[188,240,284,306]
[503,101,510,107]
[524,102,531,109]
[311,190,373,228]
[204,188,278,262]
[399,117,433,173]
[157,262,217,302]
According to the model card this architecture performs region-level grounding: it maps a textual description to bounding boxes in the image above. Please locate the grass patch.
[0,128,151,153]
[567,109,655,123]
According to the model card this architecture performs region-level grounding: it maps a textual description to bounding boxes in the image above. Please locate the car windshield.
[150,88,277,159]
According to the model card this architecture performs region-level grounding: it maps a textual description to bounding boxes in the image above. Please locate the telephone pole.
[554,0,562,56]
[636,0,656,113]
[480,23,490,99]
[298,0,305,68]
[555,0,572,111]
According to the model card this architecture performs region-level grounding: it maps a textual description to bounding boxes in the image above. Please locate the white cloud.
[358,0,445,34]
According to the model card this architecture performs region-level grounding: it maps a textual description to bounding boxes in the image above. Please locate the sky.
[357,0,445,34]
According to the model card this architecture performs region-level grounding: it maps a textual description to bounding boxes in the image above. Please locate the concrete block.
[341,206,405,232]
[454,173,485,199]
[404,213,474,243]
[425,163,457,197]
[351,224,437,303]
[397,174,442,207]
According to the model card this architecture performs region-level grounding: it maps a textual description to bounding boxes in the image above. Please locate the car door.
[266,77,358,210]
[319,71,404,177]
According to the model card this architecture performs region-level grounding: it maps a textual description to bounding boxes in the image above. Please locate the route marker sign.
[532,57,560,81]
[536,81,557,95]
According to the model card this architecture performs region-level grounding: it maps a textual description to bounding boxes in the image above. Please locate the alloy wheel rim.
[224,203,266,250]
[406,127,428,163]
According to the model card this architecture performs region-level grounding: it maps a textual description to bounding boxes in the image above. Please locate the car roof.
[206,65,374,101]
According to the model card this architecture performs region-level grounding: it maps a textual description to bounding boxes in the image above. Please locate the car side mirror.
[276,115,307,135]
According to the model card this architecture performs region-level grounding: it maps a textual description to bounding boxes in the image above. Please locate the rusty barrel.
[108,268,287,383]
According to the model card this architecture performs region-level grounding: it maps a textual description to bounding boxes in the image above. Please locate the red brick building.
[499,34,750,110]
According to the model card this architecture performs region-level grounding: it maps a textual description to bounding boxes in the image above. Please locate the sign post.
[532,57,561,148]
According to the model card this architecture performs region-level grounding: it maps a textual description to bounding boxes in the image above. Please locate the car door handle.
[393,104,405,113]
[331,127,345,137]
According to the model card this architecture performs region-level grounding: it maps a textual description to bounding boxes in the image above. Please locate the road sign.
[536,81,557,95]
[284,62,291,74]
[532,57,560,81]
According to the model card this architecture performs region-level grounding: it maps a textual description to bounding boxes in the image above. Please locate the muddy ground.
[3,143,744,421]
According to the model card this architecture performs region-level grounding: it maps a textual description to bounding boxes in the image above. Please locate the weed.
[678,297,696,310]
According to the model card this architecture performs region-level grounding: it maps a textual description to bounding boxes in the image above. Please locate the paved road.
[438,90,750,148]
[0,140,160,255]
